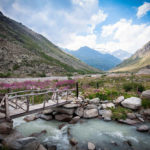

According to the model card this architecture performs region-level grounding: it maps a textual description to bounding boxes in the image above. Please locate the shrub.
[142,98,150,108]
[0,72,11,78]
[13,64,20,70]
[110,106,131,120]
[123,82,145,92]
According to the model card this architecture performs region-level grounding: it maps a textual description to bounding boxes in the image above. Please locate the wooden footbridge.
[0,87,77,122]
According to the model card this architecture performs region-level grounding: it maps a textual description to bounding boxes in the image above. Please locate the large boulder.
[89,98,100,104]
[121,97,141,110]
[99,110,112,121]
[141,90,150,99]
[52,107,74,115]
[83,109,98,118]
[127,113,136,119]
[55,114,72,122]
[114,96,124,104]
[69,116,80,124]
[0,121,13,134]
[136,125,149,132]
[75,107,84,117]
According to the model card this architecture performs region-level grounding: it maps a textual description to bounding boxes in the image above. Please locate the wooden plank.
[5,94,10,119]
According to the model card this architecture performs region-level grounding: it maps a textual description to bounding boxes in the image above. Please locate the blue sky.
[0,0,150,53]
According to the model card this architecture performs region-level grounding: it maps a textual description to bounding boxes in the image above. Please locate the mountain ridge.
[0,11,100,77]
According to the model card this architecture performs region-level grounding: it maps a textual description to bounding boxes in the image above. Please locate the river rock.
[83,109,98,118]
[100,110,112,121]
[52,107,74,115]
[17,137,37,145]
[136,125,149,132]
[75,107,84,117]
[118,119,139,125]
[43,109,53,115]
[55,114,72,122]
[127,113,136,119]
[88,142,95,150]
[58,123,66,129]
[102,103,115,109]
[69,138,78,146]
[69,116,80,124]
[114,96,124,104]
[39,114,53,121]
[30,130,47,137]
[121,97,141,110]
[22,141,40,150]
[24,115,37,122]
[143,109,150,116]
[141,90,150,99]
[86,104,98,109]
[89,98,100,104]
[63,103,80,108]
[0,121,13,134]
[37,144,47,150]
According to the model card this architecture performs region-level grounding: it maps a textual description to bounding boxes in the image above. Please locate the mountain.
[0,11,100,77]
[64,46,121,71]
[112,41,150,72]
[111,49,131,60]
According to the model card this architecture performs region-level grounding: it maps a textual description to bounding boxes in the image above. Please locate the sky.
[0,0,150,53]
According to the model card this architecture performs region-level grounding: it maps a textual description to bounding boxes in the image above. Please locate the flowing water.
[14,117,150,150]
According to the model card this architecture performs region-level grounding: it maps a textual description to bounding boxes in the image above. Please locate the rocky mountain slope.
[112,41,150,72]
[64,46,121,71]
[0,11,100,77]
[111,49,131,60]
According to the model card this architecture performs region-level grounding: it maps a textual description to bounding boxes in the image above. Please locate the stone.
[55,114,72,122]
[43,109,53,115]
[69,138,78,146]
[106,103,115,108]
[88,142,95,150]
[0,121,13,134]
[86,104,98,109]
[37,144,47,150]
[100,110,112,121]
[114,96,124,104]
[118,119,139,125]
[58,123,66,130]
[83,109,98,118]
[29,130,47,137]
[22,141,40,150]
[69,116,80,124]
[143,109,150,116]
[75,107,84,117]
[39,114,53,121]
[17,137,37,145]
[136,125,149,132]
[24,115,36,122]
[63,103,80,108]
[127,113,136,119]
[89,98,100,104]
[52,107,74,115]
[121,97,141,110]
[141,90,150,99]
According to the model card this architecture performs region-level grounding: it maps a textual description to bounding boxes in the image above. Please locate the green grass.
[142,98,150,108]
[110,106,132,120]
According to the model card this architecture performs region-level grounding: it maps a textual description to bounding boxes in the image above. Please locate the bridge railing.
[1,87,78,120]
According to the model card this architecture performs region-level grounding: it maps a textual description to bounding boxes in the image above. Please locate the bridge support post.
[5,94,10,119]
[26,97,30,112]
[76,82,79,98]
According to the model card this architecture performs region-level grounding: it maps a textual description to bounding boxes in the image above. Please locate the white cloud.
[137,2,150,18]
[99,19,150,53]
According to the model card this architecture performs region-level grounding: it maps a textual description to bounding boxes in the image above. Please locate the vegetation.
[142,98,150,108]
[110,106,131,120]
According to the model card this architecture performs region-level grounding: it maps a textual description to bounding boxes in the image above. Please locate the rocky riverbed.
[0,90,150,150]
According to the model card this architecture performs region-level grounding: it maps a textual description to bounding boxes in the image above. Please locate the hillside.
[111,49,131,60]
[64,46,121,71]
[0,11,100,77]
[112,41,150,72]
